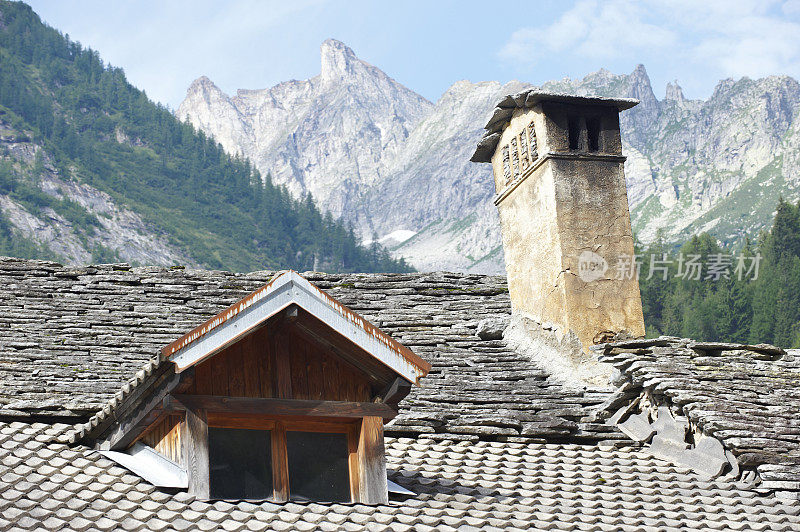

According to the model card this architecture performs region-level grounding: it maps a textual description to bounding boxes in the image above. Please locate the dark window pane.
[286,431,350,502]
[208,427,272,499]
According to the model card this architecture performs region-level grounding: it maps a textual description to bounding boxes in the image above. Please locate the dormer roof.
[162,270,430,384]
[72,270,429,449]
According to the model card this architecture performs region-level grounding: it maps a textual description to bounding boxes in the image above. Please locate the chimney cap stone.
[470,90,639,163]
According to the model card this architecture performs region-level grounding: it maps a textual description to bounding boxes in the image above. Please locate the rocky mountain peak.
[621,64,660,148]
[583,68,615,85]
[664,80,685,103]
[179,39,432,219]
[187,75,221,94]
[320,38,360,83]
[711,78,737,99]
[179,50,800,275]
[628,64,656,102]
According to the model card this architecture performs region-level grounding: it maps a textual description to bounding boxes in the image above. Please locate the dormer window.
[86,271,430,504]
[209,427,272,499]
[286,430,350,501]
[206,421,352,501]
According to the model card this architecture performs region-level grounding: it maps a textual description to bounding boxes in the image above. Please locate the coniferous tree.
[0,1,411,274]
[636,199,800,348]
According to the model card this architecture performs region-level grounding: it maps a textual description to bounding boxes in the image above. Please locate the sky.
[25,0,800,110]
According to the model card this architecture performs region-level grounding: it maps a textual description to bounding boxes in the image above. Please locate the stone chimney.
[472,91,645,385]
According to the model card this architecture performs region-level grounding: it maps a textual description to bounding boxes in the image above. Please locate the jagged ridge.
[179,43,800,273]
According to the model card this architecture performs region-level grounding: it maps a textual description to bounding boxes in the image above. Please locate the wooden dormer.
[86,271,430,504]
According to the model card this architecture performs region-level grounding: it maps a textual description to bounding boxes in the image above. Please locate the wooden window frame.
[207,413,357,502]
[184,409,387,503]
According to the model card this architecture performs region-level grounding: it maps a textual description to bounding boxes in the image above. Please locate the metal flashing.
[97,442,188,489]
[387,478,415,496]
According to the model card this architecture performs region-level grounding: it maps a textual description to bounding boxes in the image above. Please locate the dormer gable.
[163,271,429,384]
[78,271,430,504]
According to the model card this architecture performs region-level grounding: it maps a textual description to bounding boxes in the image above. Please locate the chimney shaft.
[473,92,645,380]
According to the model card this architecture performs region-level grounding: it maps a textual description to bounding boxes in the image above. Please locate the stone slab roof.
[0,257,615,443]
[3,422,799,532]
[597,337,800,494]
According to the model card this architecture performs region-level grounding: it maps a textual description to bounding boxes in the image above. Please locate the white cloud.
[683,1,800,79]
[499,0,676,65]
[785,0,800,15]
[28,0,329,107]
[500,0,800,83]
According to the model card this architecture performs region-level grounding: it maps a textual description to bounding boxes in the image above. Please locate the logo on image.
[577,251,608,282]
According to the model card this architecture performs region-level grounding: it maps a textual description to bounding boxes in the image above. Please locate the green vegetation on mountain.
[0,1,410,272]
[639,199,800,348]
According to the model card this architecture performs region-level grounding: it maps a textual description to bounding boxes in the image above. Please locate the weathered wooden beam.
[183,407,210,499]
[378,377,412,408]
[347,424,361,502]
[271,422,289,502]
[101,368,193,451]
[167,394,398,421]
[357,416,388,504]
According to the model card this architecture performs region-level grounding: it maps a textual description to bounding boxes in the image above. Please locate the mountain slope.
[179,42,527,272]
[360,79,530,272]
[0,2,409,273]
[180,43,800,273]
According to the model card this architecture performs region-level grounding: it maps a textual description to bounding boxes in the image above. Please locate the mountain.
[180,43,800,273]
[178,39,432,221]
[0,2,409,273]
[539,67,800,246]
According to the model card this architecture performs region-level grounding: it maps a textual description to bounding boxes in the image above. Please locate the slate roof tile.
[598,338,800,497]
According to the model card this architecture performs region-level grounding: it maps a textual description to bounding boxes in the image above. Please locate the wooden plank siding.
[140,414,183,465]
[137,318,391,503]
[188,322,374,403]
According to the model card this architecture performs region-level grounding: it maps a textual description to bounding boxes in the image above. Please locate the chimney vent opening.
[568,115,582,151]
[510,137,520,180]
[586,117,601,152]
[528,122,538,160]
[519,132,529,171]
[502,145,511,183]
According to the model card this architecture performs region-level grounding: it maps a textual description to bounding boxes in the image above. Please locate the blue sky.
[26,0,800,109]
